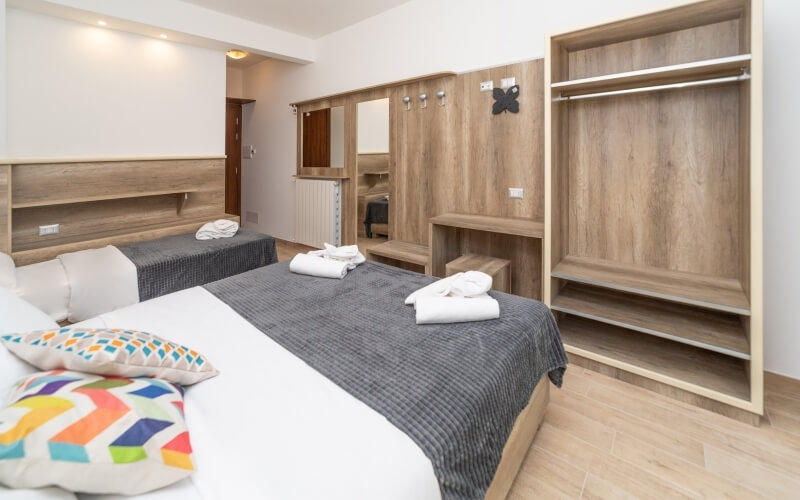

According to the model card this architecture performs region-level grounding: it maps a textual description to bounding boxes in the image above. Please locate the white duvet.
[65,287,442,500]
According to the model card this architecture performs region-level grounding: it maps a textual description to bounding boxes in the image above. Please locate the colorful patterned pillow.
[0,370,193,494]
[0,328,218,386]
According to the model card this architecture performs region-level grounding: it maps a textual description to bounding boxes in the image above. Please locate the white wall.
[5,8,225,158]
[0,0,7,157]
[330,106,345,168]
[357,98,389,153]
[241,0,797,379]
[226,67,243,98]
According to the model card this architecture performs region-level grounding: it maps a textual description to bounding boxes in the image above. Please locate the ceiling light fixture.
[97,20,107,26]
[160,34,168,39]
[226,49,248,60]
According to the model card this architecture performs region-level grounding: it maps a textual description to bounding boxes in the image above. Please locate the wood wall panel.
[567,86,741,278]
[0,165,10,254]
[567,19,741,80]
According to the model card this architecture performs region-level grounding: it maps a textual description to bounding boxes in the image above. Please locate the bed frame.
[485,378,550,499]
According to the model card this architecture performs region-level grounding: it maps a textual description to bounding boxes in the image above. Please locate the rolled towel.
[404,273,463,306]
[196,219,240,240]
[289,253,348,279]
[449,271,493,297]
[309,243,366,270]
[415,295,500,325]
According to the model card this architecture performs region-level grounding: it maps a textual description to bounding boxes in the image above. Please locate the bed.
[364,196,389,238]
[1,261,567,500]
[7,229,277,323]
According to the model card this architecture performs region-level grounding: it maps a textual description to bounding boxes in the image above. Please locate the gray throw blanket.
[119,229,277,301]
[204,260,567,500]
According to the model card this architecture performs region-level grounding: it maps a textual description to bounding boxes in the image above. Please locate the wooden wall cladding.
[6,158,229,263]
[0,165,10,254]
[390,59,545,246]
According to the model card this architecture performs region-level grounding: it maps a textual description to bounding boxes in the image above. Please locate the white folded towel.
[415,295,500,324]
[196,219,240,240]
[289,253,348,279]
[449,271,493,297]
[404,273,463,306]
[308,243,366,270]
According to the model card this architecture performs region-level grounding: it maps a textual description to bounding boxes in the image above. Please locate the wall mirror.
[357,98,390,239]
[302,106,344,168]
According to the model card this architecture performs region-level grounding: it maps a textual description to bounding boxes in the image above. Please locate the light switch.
[39,224,60,236]
[508,188,524,199]
[500,77,516,89]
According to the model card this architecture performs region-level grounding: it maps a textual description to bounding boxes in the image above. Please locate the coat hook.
[419,93,427,109]
[402,96,411,111]
[436,90,446,106]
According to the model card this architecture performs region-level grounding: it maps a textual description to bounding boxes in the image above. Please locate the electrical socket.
[508,188,524,199]
[479,81,493,92]
[39,224,60,236]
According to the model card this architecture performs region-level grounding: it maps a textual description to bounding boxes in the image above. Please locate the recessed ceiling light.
[226,50,248,60]
[97,20,107,26]
[160,34,168,39]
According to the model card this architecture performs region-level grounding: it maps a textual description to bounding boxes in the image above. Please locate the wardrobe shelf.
[551,255,750,315]
[551,282,749,359]
[429,213,543,238]
[11,189,199,209]
[559,315,751,403]
[551,54,751,96]
[366,240,429,271]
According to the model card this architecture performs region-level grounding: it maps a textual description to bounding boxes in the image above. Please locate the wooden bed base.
[485,378,550,499]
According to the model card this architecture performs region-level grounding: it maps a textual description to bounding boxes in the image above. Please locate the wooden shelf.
[226,97,255,105]
[12,190,198,209]
[551,255,750,315]
[551,54,751,96]
[551,282,749,359]
[295,174,350,180]
[429,213,543,238]
[559,315,751,402]
[366,240,429,267]
[12,213,238,265]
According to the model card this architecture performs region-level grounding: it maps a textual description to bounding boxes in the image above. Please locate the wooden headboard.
[0,156,236,265]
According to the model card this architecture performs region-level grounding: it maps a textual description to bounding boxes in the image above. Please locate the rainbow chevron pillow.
[0,370,193,494]
[1,328,217,385]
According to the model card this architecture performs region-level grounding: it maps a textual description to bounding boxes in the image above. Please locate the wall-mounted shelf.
[295,174,350,180]
[226,97,256,105]
[551,282,749,359]
[429,213,543,239]
[552,54,751,96]
[12,189,198,211]
[367,240,429,274]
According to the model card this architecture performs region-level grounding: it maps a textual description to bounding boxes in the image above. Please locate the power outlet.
[39,224,60,236]
[246,211,259,224]
[508,188,524,199]
[479,80,494,92]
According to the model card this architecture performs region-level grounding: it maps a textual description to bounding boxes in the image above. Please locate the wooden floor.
[273,241,800,499]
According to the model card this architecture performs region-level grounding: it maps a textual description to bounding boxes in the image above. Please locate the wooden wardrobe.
[544,0,763,423]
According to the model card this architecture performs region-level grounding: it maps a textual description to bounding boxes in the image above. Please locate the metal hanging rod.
[554,71,750,102]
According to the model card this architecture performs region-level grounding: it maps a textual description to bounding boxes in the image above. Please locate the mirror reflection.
[357,98,390,240]
[302,106,344,168]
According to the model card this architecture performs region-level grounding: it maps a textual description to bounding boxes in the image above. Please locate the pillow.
[0,370,193,495]
[14,259,70,322]
[0,253,14,289]
[0,287,60,400]
[1,328,218,386]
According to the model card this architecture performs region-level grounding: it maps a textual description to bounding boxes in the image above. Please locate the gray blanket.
[119,229,277,301]
[204,261,567,500]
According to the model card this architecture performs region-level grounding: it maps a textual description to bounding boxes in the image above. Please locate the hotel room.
[0,0,798,498]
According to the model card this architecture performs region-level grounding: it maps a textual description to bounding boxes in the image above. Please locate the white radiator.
[294,178,341,248]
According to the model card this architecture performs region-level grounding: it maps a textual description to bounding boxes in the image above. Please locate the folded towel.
[449,271,493,297]
[308,243,366,270]
[404,273,463,306]
[289,253,348,279]
[196,219,240,240]
[415,295,500,324]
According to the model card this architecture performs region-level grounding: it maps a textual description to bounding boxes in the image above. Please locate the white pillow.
[0,252,15,289]
[14,259,70,322]
[0,287,59,399]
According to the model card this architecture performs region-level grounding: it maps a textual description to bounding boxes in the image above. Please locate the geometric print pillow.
[1,328,218,386]
[0,370,193,495]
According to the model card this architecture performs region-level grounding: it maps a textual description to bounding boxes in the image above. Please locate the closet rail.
[554,72,750,102]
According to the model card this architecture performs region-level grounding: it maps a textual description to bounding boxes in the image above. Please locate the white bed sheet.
[71,287,441,500]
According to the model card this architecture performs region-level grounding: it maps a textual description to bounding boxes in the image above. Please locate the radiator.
[294,178,341,249]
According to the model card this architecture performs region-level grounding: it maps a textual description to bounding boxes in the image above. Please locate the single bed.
[7,229,277,323]
[364,196,389,238]
[2,261,567,500]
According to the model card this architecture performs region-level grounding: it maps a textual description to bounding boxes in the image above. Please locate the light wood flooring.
[273,240,800,499]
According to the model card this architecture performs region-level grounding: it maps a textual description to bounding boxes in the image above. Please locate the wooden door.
[225,103,242,216]
[302,108,330,168]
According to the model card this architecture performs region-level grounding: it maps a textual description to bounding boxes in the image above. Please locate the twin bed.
[1,247,568,499]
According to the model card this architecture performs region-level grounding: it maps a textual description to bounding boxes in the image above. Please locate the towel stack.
[405,271,499,324]
[196,219,240,240]
[289,243,366,279]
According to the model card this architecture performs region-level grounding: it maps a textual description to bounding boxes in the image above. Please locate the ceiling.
[182,0,414,39]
